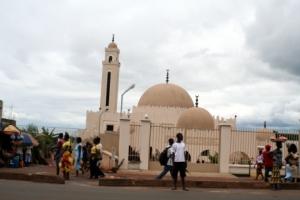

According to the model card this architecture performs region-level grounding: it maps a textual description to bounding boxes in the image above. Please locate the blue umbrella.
[22,133,33,146]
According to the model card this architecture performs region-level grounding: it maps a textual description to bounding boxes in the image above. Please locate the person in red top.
[263,144,273,182]
[55,133,64,176]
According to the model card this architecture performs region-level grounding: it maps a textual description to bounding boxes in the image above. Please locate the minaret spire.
[112,34,115,42]
[166,69,169,83]
[195,95,199,107]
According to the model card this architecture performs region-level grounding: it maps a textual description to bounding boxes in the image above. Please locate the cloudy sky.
[0,0,300,129]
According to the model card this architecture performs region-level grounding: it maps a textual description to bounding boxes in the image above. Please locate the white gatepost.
[219,124,232,173]
[139,119,151,170]
[118,118,130,170]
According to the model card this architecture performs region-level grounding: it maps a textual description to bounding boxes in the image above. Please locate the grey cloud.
[246,1,300,77]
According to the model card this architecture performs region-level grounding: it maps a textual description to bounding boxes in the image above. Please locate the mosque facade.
[82,39,236,140]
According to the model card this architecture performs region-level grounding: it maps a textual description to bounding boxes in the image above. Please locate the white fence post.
[219,124,232,173]
[118,118,130,170]
[139,119,151,170]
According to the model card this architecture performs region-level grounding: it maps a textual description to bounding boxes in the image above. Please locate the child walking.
[255,148,264,180]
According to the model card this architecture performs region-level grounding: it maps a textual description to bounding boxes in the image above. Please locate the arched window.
[108,56,113,63]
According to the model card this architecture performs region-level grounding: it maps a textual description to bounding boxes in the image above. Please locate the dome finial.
[195,95,199,107]
[166,69,169,83]
[112,34,115,42]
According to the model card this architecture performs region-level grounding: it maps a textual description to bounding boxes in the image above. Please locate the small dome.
[176,107,214,129]
[138,83,194,108]
[108,42,118,48]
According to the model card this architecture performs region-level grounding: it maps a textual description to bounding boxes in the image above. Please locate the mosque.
[80,38,242,172]
[80,38,297,173]
[82,37,236,140]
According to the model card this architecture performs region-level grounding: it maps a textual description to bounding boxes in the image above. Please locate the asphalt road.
[0,179,299,200]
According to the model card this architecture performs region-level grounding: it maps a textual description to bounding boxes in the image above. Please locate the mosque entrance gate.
[148,124,220,172]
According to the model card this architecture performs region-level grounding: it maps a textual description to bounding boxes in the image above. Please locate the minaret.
[99,35,120,113]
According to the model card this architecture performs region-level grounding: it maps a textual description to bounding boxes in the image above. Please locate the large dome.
[176,107,214,129]
[138,83,194,108]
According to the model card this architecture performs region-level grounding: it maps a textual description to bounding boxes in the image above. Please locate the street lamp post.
[120,84,135,117]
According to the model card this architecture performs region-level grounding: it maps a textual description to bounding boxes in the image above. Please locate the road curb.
[0,172,65,184]
[99,178,268,189]
[99,178,300,189]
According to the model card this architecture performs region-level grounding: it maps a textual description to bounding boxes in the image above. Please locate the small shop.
[0,125,38,168]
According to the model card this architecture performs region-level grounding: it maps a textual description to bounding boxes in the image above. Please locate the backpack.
[82,146,88,160]
[159,147,170,166]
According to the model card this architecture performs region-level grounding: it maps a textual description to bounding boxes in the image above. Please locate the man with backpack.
[156,138,174,180]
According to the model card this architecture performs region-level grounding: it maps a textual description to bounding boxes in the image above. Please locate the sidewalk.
[1,165,300,189]
[0,165,65,184]
[99,170,271,189]
[100,170,300,189]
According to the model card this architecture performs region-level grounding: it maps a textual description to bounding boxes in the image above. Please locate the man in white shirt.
[171,133,188,191]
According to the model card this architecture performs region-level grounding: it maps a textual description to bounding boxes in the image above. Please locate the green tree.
[36,127,56,159]
[21,124,58,164]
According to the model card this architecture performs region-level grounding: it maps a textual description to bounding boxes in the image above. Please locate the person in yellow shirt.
[60,133,73,180]
[89,137,105,179]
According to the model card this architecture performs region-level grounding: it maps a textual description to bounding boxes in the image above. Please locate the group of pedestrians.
[156,133,189,191]
[255,136,299,190]
[54,133,105,180]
